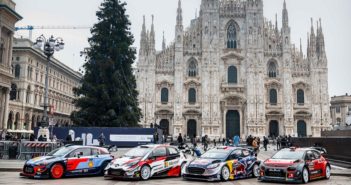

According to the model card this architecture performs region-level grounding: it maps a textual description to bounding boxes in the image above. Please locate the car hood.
[26,156,62,165]
[188,158,222,168]
[111,156,142,166]
[264,159,301,167]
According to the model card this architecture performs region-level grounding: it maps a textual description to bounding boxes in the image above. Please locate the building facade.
[136,0,330,139]
[0,0,21,131]
[6,38,81,131]
[330,94,351,128]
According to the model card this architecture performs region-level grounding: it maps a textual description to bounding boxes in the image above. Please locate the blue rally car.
[183,146,260,181]
[20,145,113,179]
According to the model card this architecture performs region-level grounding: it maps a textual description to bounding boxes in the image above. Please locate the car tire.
[325,165,331,179]
[100,161,109,175]
[179,163,186,177]
[220,165,230,181]
[50,163,64,179]
[252,163,259,178]
[302,167,309,184]
[140,165,151,180]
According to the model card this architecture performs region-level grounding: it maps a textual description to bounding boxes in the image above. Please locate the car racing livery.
[259,147,331,183]
[20,145,113,179]
[104,144,187,180]
[183,146,260,181]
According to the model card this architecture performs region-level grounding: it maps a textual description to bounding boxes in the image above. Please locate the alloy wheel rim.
[326,166,331,178]
[253,164,259,177]
[141,166,150,179]
[222,167,229,180]
[52,164,63,178]
[303,169,309,182]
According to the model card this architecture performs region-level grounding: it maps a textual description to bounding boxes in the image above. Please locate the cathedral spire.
[300,38,303,57]
[177,0,183,26]
[140,15,147,55]
[309,18,316,56]
[307,32,310,58]
[162,31,166,50]
[275,13,278,34]
[150,15,155,51]
[282,0,289,28]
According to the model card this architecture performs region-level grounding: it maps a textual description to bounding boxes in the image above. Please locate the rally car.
[182,146,260,181]
[20,145,113,179]
[104,144,187,180]
[259,147,331,183]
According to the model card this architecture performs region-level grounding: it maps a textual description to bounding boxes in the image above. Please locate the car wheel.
[100,161,109,175]
[302,167,309,184]
[50,163,64,179]
[179,163,186,177]
[220,166,230,181]
[140,165,151,180]
[252,163,259,178]
[325,165,331,179]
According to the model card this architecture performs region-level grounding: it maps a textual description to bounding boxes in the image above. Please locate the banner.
[34,127,158,147]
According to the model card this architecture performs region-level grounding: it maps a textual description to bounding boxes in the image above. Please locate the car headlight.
[207,163,220,169]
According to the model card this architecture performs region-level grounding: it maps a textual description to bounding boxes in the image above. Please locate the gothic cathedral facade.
[136,0,330,139]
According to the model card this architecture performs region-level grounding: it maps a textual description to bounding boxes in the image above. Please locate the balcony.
[221,83,244,93]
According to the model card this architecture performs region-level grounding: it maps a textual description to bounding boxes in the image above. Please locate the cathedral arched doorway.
[269,120,279,137]
[226,110,240,139]
[160,119,169,136]
[187,119,197,138]
[297,120,307,137]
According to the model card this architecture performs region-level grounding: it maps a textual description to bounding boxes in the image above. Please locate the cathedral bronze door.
[160,119,169,136]
[269,120,279,137]
[187,119,197,138]
[226,110,240,139]
[297,120,307,137]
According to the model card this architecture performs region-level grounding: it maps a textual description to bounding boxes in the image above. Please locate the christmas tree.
[71,0,141,127]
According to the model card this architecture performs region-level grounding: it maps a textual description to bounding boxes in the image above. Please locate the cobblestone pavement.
[0,172,349,185]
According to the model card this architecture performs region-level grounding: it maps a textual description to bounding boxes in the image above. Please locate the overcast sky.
[13,0,351,97]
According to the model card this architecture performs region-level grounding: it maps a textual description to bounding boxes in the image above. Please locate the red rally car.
[259,147,331,183]
[104,144,188,180]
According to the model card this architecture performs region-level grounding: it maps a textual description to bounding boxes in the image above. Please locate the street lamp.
[33,35,64,129]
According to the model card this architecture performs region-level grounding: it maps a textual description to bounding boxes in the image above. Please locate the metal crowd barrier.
[0,141,18,159]
[17,141,63,160]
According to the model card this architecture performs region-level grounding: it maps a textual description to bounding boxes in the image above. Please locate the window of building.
[161,88,169,103]
[227,22,238,49]
[228,66,238,84]
[188,59,197,77]
[188,88,196,104]
[269,89,277,105]
[10,84,17,101]
[26,86,31,104]
[297,89,305,105]
[15,64,21,78]
[268,61,277,78]
[0,43,4,63]
[336,106,340,113]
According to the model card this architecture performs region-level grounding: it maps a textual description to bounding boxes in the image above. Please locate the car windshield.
[271,150,305,160]
[124,147,151,157]
[201,149,230,159]
[47,147,73,157]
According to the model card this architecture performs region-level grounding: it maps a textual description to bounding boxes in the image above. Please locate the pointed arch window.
[0,42,4,63]
[161,88,169,103]
[188,88,196,104]
[188,59,197,77]
[15,64,21,78]
[270,89,278,105]
[228,66,238,84]
[297,89,305,105]
[227,22,237,49]
[268,61,277,78]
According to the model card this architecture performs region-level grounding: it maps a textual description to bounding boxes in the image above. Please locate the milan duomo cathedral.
[136,0,330,139]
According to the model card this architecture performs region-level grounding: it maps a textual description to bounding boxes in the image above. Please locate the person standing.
[252,137,259,154]
[276,136,281,150]
[222,138,225,146]
[263,136,268,151]
[204,135,209,151]
[98,132,105,147]
[233,135,240,147]
[177,133,183,146]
